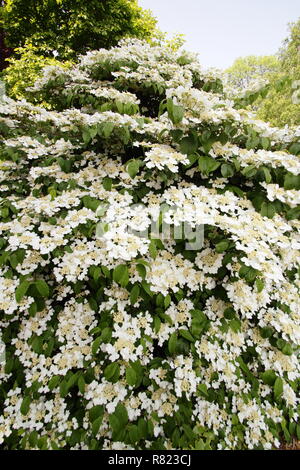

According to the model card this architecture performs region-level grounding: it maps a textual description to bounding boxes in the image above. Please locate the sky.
[139,0,299,69]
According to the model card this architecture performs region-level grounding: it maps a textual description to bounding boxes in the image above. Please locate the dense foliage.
[0,0,157,59]
[0,40,299,450]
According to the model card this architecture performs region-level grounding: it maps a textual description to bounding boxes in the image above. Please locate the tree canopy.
[226,18,300,127]
[226,55,279,90]
[0,0,158,60]
[257,18,300,127]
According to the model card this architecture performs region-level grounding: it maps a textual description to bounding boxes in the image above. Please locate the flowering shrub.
[0,39,299,450]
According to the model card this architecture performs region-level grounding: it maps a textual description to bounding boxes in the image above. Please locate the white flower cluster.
[0,39,299,451]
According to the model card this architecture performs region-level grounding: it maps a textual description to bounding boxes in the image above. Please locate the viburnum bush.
[0,39,299,450]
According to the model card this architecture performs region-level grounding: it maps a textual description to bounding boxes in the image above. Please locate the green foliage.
[227,18,300,127]
[226,55,279,89]
[257,77,300,128]
[2,43,72,100]
[0,1,185,101]
[260,16,300,126]
[0,0,158,60]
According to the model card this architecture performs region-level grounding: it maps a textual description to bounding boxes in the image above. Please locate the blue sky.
[139,0,299,69]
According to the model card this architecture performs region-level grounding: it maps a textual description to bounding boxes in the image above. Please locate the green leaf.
[101,266,111,278]
[92,266,102,281]
[215,240,230,253]
[261,166,272,183]
[182,424,194,440]
[37,436,48,450]
[15,280,30,303]
[297,424,300,441]
[154,316,161,333]
[126,367,137,386]
[92,416,103,435]
[289,143,300,155]
[221,163,234,178]
[88,296,98,311]
[113,264,129,287]
[158,99,167,118]
[167,99,184,124]
[164,294,171,309]
[100,327,112,343]
[115,403,128,426]
[184,153,199,168]
[147,420,154,437]
[281,343,293,356]
[78,375,85,394]
[104,363,120,382]
[130,284,140,305]
[82,129,91,144]
[109,414,121,433]
[261,137,270,150]
[229,319,241,333]
[179,329,195,342]
[197,383,209,398]
[260,326,273,339]
[239,265,258,283]
[20,396,31,416]
[168,333,177,355]
[59,380,69,398]
[128,424,139,444]
[172,104,184,124]
[29,431,38,447]
[241,165,257,178]
[102,177,112,191]
[274,377,283,400]
[82,196,101,212]
[284,173,300,190]
[136,263,146,279]
[141,281,153,296]
[102,122,114,138]
[127,159,141,179]
[92,336,102,355]
[35,280,49,298]
[260,202,276,219]
[48,375,61,390]
[261,370,276,386]
[89,125,98,139]
[198,155,220,175]
[137,418,148,439]
[255,278,265,293]
[89,405,104,423]
[67,372,79,391]
[180,134,198,155]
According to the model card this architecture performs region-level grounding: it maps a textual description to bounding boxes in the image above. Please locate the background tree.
[0,0,13,70]
[256,18,300,127]
[226,55,279,90]
[0,0,158,65]
[0,0,160,99]
[226,18,300,127]
[2,43,72,101]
